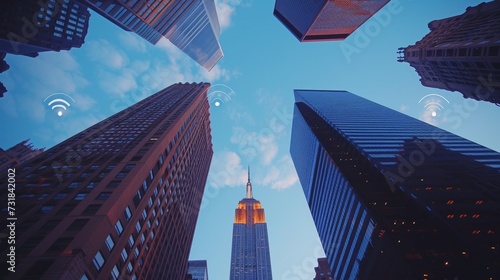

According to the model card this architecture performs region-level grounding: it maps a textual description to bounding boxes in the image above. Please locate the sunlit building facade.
[229,169,273,280]
[273,0,389,42]
[398,1,500,105]
[290,89,500,279]
[78,0,223,70]
[0,82,213,279]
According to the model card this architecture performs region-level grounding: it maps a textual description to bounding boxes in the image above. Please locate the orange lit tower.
[229,167,273,280]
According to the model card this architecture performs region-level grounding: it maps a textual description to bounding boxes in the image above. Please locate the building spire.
[246,166,253,198]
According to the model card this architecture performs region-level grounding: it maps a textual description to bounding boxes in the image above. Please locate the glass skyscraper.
[273,0,389,42]
[78,0,223,70]
[0,83,213,279]
[290,89,500,279]
[229,168,273,280]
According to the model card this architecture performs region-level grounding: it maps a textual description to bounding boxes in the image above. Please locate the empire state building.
[229,168,273,280]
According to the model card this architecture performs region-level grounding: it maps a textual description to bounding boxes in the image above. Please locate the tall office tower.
[78,0,223,70]
[229,168,273,280]
[0,0,90,57]
[290,89,500,279]
[273,0,389,42]
[0,139,45,171]
[0,83,213,279]
[397,1,500,105]
[313,258,333,280]
[186,260,209,280]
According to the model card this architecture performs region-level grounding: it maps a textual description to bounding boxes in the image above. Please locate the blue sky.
[1,0,500,279]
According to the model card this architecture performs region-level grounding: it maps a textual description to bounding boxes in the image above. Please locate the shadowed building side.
[290,89,500,279]
[398,1,500,105]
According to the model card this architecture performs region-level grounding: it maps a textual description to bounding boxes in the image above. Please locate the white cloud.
[261,155,299,190]
[87,39,128,69]
[215,0,244,31]
[99,69,138,97]
[400,104,409,112]
[229,126,279,166]
[208,150,247,188]
[119,32,147,53]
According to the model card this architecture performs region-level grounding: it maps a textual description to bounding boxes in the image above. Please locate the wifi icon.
[418,94,450,117]
[208,84,236,107]
[44,93,76,117]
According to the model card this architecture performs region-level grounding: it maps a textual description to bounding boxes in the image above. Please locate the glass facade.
[80,0,223,70]
[273,0,389,42]
[290,89,500,279]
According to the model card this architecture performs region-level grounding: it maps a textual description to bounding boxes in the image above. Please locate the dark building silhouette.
[290,89,500,280]
[398,1,500,105]
[0,52,8,97]
[78,0,223,70]
[0,83,213,279]
[0,0,90,57]
[273,0,389,42]
[229,168,273,280]
[314,258,333,280]
[0,139,45,171]
[187,260,209,280]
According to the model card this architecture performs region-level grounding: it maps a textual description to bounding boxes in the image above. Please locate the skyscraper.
[273,0,389,42]
[0,0,90,57]
[313,258,333,280]
[397,1,500,105]
[78,0,223,70]
[0,82,213,279]
[290,89,500,279]
[187,260,209,280]
[0,139,45,171]
[229,168,273,280]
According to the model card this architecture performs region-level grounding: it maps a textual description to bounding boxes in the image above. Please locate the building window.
[142,209,147,220]
[135,221,141,233]
[128,235,135,247]
[121,248,128,261]
[92,251,105,271]
[74,193,88,201]
[127,262,133,273]
[111,265,119,280]
[67,219,89,231]
[134,247,139,257]
[105,235,115,251]
[125,207,132,221]
[83,204,101,215]
[115,220,123,236]
[39,206,53,213]
[81,273,90,280]
[96,192,112,200]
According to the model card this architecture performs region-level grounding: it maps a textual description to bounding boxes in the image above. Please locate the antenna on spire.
[246,166,253,199]
[248,165,251,183]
